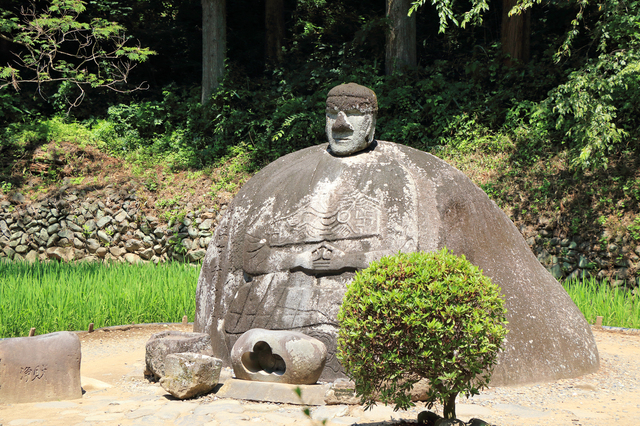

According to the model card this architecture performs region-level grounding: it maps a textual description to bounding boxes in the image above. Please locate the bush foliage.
[337,250,508,419]
[2,0,640,175]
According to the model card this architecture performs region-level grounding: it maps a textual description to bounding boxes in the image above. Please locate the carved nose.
[332,111,353,133]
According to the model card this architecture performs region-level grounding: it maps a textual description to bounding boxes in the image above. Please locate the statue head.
[326,83,378,156]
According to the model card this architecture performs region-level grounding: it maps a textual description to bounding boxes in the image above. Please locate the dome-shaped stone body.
[194,141,599,384]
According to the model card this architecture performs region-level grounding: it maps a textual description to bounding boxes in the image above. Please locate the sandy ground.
[0,324,638,426]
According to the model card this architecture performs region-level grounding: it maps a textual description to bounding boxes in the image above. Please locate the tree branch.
[0,0,155,108]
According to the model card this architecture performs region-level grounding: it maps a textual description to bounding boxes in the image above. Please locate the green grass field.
[1,261,638,338]
[562,278,640,329]
[0,260,199,338]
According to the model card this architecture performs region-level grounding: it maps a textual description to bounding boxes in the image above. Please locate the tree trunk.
[385,0,416,75]
[443,392,457,419]
[501,0,530,66]
[202,0,226,103]
[265,0,284,66]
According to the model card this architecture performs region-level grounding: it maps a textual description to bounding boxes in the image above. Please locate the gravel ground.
[1,324,638,426]
[463,327,640,426]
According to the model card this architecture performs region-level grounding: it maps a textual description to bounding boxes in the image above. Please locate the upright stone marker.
[194,83,600,385]
[0,331,82,403]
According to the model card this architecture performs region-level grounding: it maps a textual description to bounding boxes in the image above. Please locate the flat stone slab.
[492,403,550,418]
[33,401,78,409]
[454,404,495,418]
[81,376,113,392]
[0,331,82,404]
[216,378,331,405]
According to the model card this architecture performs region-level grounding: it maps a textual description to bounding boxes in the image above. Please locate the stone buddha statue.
[195,83,599,384]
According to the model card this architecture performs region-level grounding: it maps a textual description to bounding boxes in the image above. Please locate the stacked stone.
[1,186,638,287]
[520,219,639,289]
[0,186,221,264]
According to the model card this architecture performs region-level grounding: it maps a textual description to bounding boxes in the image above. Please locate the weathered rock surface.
[466,418,491,426]
[0,331,82,403]
[159,352,222,399]
[324,379,360,405]
[145,331,214,378]
[418,411,442,426]
[194,141,600,385]
[231,329,327,385]
[45,246,75,261]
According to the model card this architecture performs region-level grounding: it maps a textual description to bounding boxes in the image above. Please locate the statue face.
[326,106,375,156]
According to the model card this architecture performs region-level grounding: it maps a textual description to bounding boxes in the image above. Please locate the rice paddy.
[0,260,199,338]
[562,277,640,329]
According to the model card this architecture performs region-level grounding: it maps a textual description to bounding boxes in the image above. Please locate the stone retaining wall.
[0,187,638,288]
[0,186,223,264]
[518,221,639,288]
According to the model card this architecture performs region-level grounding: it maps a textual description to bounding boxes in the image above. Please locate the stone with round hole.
[230,329,327,384]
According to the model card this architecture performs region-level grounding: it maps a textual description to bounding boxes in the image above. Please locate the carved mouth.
[333,136,351,142]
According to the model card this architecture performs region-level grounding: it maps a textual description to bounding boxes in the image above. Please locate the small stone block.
[145,331,214,379]
[159,352,222,399]
[324,379,359,405]
[595,316,603,327]
[0,331,82,403]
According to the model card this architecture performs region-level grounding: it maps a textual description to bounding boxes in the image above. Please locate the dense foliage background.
[1,0,638,162]
[1,0,640,286]
[2,0,638,168]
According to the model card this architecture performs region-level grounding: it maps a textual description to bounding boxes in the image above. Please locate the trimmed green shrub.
[337,249,508,419]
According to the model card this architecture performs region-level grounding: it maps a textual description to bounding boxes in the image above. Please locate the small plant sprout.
[1,181,12,194]
[337,249,508,420]
[293,387,327,425]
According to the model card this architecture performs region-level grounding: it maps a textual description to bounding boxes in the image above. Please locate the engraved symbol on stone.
[19,364,47,382]
[33,365,47,380]
[336,211,350,223]
[312,244,333,270]
[266,191,383,247]
[20,366,33,383]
